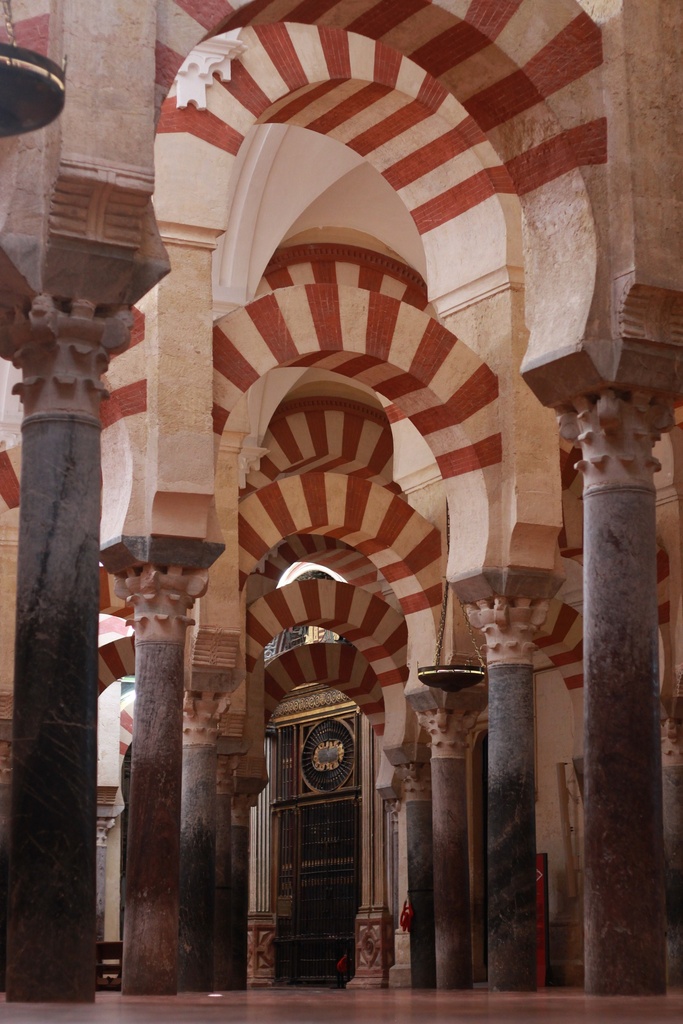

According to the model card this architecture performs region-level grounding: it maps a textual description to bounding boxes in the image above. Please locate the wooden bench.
[96,940,123,991]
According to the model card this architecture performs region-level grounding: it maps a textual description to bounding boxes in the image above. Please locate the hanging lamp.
[0,0,65,138]
[417,506,486,693]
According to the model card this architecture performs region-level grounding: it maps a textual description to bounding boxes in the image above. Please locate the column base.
[247,912,276,987]
[348,907,393,988]
[387,931,411,988]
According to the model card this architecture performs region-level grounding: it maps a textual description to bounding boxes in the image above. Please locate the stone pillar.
[231,792,254,990]
[96,816,116,942]
[0,732,11,992]
[215,753,237,989]
[557,388,670,994]
[662,712,683,985]
[178,690,229,992]
[115,564,208,996]
[0,297,130,1002]
[398,761,435,988]
[467,595,548,992]
[417,700,484,990]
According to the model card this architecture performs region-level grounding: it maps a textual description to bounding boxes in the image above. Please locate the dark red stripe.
[213,325,259,391]
[157,99,243,155]
[247,293,299,362]
[254,23,308,91]
[437,433,503,477]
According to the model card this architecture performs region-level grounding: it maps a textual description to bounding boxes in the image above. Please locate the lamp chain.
[1,0,15,46]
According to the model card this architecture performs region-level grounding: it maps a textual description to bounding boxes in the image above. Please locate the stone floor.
[1,988,683,1023]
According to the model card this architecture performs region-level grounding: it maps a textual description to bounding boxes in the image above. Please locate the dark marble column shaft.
[662,751,683,986]
[179,733,219,991]
[96,817,115,941]
[401,763,435,989]
[230,794,252,990]
[584,491,665,993]
[487,663,536,991]
[431,756,471,988]
[0,297,131,1003]
[214,778,234,990]
[0,741,11,992]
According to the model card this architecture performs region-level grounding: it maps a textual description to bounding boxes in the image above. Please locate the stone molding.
[351,907,394,987]
[416,707,479,759]
[175,31,247,111]
[0,739,10,784]
[264,243,427,295]
[216,753,239,796]
[556,388,674,494]
[466,595,548,668]
[619,282,683,347]
[183,690,231,746]
[96,816,116,848]
[396,761,431,802]
[270,686,350,720]
[662,718,683,767]
[114,563,208,644]
[238,442,269,489]
[0,295,131,420]
[232,792,256,827]
[269,395,390,429]
[247,913,276,986]
[191,625,242,691]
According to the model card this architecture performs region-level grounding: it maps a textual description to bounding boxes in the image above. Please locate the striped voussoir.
[157,8,604,227]
[534,599,583,691]
[238,472,442,616]
[242,395,397,494]
[265,641,385,732]
[214,285,501,480]
[98,621,136,695]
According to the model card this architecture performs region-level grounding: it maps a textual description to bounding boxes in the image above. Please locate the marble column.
[0,297,131,1002]
[417,701,484,990]
[115,564,208,996]
[231,792,253,990]
[178,690,229,992]
[96,816,116,942]
[214,754,237,990]
[398,761,435,989]
[467,595,548,992]
[0,735,11,992]
[662,713,683,985]
[558,389,670,994]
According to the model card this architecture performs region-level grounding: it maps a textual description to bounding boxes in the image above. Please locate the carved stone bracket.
[396,761,431,802]
[232,792,257,828]
[183,690,231,746]
[416,707,479,759]
[238,442,269,490]
[0,295,132,419]
[114,563,208,644]
[96,816,116,848]
[619,282,683,347]
[216,753,240,796]
[556,388,674,494]
[465,595,548,668]
[191,625,241,691]
[662,718,683,767]
[175,31,247,110]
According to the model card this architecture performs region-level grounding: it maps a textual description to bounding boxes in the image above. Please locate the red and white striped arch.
[243,396,397,495]
[98,627,135,695]
[239,472,442,619]
[265,641,385,732]
[535,599,583,691]
[215,285,500,481]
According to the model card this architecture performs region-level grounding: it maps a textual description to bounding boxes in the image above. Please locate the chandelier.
[0,0,65,137]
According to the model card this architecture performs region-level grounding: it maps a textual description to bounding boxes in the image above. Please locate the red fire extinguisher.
[400,898,414,933]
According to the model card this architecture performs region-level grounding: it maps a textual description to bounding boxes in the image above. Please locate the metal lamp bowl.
[416,664,486,693]
[0,42,65,137]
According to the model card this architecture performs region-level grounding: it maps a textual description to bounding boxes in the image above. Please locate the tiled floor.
[1,988,683,1024]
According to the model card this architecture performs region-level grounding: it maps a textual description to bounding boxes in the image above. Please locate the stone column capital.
[662,718,683,767]
[232,792,256,827]
[396,761,431,801]
[556,387,673,494]
[0,295,132,420]
[183,690,231,746]
[216,753,239,796]
[96,816,116,847]
[416,706,479,759]
[115,564,208,644]
[465,595,548,668]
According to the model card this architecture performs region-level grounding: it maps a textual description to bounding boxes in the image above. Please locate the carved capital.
[175,31,247,110]
[662,718,683,767]
[556,388,673,493]
[465,595,548,668]
[232,791,256,827]
[0,295,131,420]
[96,816,116,847]
[216,753,239,796]
[396,761,431,801]
[238,442,269,490]
[416,707,479,759]
[183,690,231,746]
[114,563,208,644]
[191,625,241,691]
[0,740,11,784]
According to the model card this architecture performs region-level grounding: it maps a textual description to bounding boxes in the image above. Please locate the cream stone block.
[446,474,495,578]
[0,512,17,691]
[382,6,456,58]
[348,33,377,85]
[287,23,329,86]
[154,134,234,231]
[237,29,289,106]
[440,46,509,105]
[363,112,452,176]
[337,288,371,354]
[496,0,578,69]
[335,263,361,289]
[104,817,122,941]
